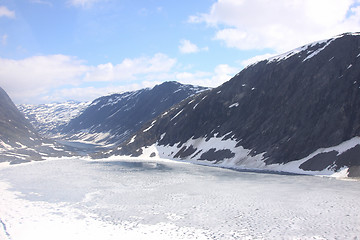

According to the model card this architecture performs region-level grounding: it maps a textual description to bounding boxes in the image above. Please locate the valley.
[2,33,359,178]
[2,1,360,239]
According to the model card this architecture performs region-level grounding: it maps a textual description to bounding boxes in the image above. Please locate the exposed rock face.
[105,33,360,176]
[0,87,73,163]
[0,87,41,148]
[61,81,208,146]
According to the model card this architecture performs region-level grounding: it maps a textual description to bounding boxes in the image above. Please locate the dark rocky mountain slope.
[103,33,360,177]
[61,81,208,146]
[0,87,41,148]
[0,87,74,163]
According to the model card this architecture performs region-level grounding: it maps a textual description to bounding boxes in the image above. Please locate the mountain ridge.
[101,32,360,177]
[58,81,209,146]
[17,101,90,136]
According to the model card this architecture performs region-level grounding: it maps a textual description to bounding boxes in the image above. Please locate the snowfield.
[0,157,359,240]
[17,101,90,135]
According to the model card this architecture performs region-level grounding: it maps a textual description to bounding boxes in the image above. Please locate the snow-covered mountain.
[60,82,208,146]
[0,87,73,163]
[17,101,90,136]
[102,32,360,177]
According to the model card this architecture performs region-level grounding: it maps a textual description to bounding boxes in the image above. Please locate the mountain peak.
[266,32,360,64]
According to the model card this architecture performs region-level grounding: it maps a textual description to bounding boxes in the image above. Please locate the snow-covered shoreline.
[118,135,360,179]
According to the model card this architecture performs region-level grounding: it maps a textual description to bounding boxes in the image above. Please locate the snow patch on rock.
[127,136,360,178]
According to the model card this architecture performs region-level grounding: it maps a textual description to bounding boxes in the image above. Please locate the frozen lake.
[0,157,359,239]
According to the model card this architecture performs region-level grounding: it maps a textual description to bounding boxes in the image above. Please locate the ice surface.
[0,157,359,240]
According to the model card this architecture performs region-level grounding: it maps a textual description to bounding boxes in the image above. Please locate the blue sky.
[1,0,360,104]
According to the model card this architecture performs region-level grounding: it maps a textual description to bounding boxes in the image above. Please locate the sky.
[0,0,360,104]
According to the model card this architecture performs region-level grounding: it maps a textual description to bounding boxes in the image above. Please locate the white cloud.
[68,0,103,8]
[84,53,177,82]
[0,55,89,103]
[178,39,208,54]
[0,52,239,104]
[190,0,360,52]
[175,64,238,88]
[0,53,177,104]
[30,0,53,7]
[0,6,15,18]
[1,34,8,45]
[40,80,166,103]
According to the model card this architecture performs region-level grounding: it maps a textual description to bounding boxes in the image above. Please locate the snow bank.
[130,135,360,178]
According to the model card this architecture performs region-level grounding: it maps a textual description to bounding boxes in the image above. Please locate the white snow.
[60,130,113,147]
[17,101,90,134]
[0,157,359,240]
[15,142,27,149]
[132,135,360,178]
[143,120,157,132]
[268,45,308,63]
[97,90,146,110]
[170,109,183,121]
[137,134,266,171]
[228,103,239,108]
[259,136,360,177]
[128,135,137,144]
[267,35,341,64]
[188,99,195,104]
[0,140,13,151]
[159,133,166,141]
[302,39,334,62]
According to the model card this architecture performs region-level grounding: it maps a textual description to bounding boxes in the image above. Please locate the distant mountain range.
[3,32,360,177]
[17,82,208,147]
[58,81,207,146]
[17,101,90,136]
